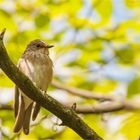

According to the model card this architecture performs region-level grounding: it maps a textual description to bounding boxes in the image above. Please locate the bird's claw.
[40,90,47,98]
[71,103,76,111]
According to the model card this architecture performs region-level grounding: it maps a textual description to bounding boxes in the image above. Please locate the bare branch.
[1,98,140,115]
[51,80,115,101]
[0,104,13,110]
[71,100,140,114]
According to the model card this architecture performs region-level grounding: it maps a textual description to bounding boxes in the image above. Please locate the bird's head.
[26,39,54,54]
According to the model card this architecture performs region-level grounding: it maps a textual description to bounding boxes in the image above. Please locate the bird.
[13,39,53,135]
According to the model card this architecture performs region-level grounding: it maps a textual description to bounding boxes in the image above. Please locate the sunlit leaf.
[127,78,140,97]
[35,14,50,28]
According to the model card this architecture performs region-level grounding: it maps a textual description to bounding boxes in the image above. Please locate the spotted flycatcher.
[13,39,53,135]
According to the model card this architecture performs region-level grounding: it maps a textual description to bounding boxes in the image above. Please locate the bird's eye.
[36,44,40,48]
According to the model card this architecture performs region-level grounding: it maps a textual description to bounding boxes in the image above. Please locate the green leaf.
[35,14,50,28]
[125,0,140,8]
[0,74,14,87]
[115,46,134,64]
[94,0,112,23]
[127,78,140,97]
[121,112,140,140]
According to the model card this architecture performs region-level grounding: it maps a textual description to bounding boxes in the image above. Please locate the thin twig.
[0,99,140,114]
[51,80,115,101]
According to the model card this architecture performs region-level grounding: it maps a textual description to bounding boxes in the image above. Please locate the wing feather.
[14,86,20,118]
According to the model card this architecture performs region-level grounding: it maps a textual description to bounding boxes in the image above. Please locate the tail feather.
[13,96,33,135]
[32,103,41,121]
[13,96,25,133]
[14,86,20,118]
[23,102,33,135]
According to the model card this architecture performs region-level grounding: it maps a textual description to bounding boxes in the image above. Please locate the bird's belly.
[18,57,53,110]
[19,59,52,91]
[30,63,52,91]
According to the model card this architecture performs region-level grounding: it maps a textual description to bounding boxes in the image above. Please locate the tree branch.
[0,104,13,110]
[51,80,115,101]
[0,29,103,140]
[68,101,140,114]
[1,99,140,114]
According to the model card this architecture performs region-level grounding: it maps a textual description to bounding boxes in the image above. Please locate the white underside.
[18,54,53,109]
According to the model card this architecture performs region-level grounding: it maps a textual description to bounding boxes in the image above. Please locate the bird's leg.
[42,90,47,98]
[39,88,43,93]
[43,91,47,98]
[71,103,77,111]
[39,88,45,96]
[39,88,47,98]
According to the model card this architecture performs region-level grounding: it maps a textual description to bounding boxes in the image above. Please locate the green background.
[0,0,140,139]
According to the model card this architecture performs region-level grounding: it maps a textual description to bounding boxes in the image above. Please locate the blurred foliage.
[0,0,140,140]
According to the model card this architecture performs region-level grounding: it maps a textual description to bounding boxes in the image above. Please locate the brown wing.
[23,102,33,135]
[32,103,41,121]
[13,59,33,134]
[13,96,25,133]
[14,86,20,118]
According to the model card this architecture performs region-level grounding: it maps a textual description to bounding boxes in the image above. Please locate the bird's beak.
[47,45,54,48]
